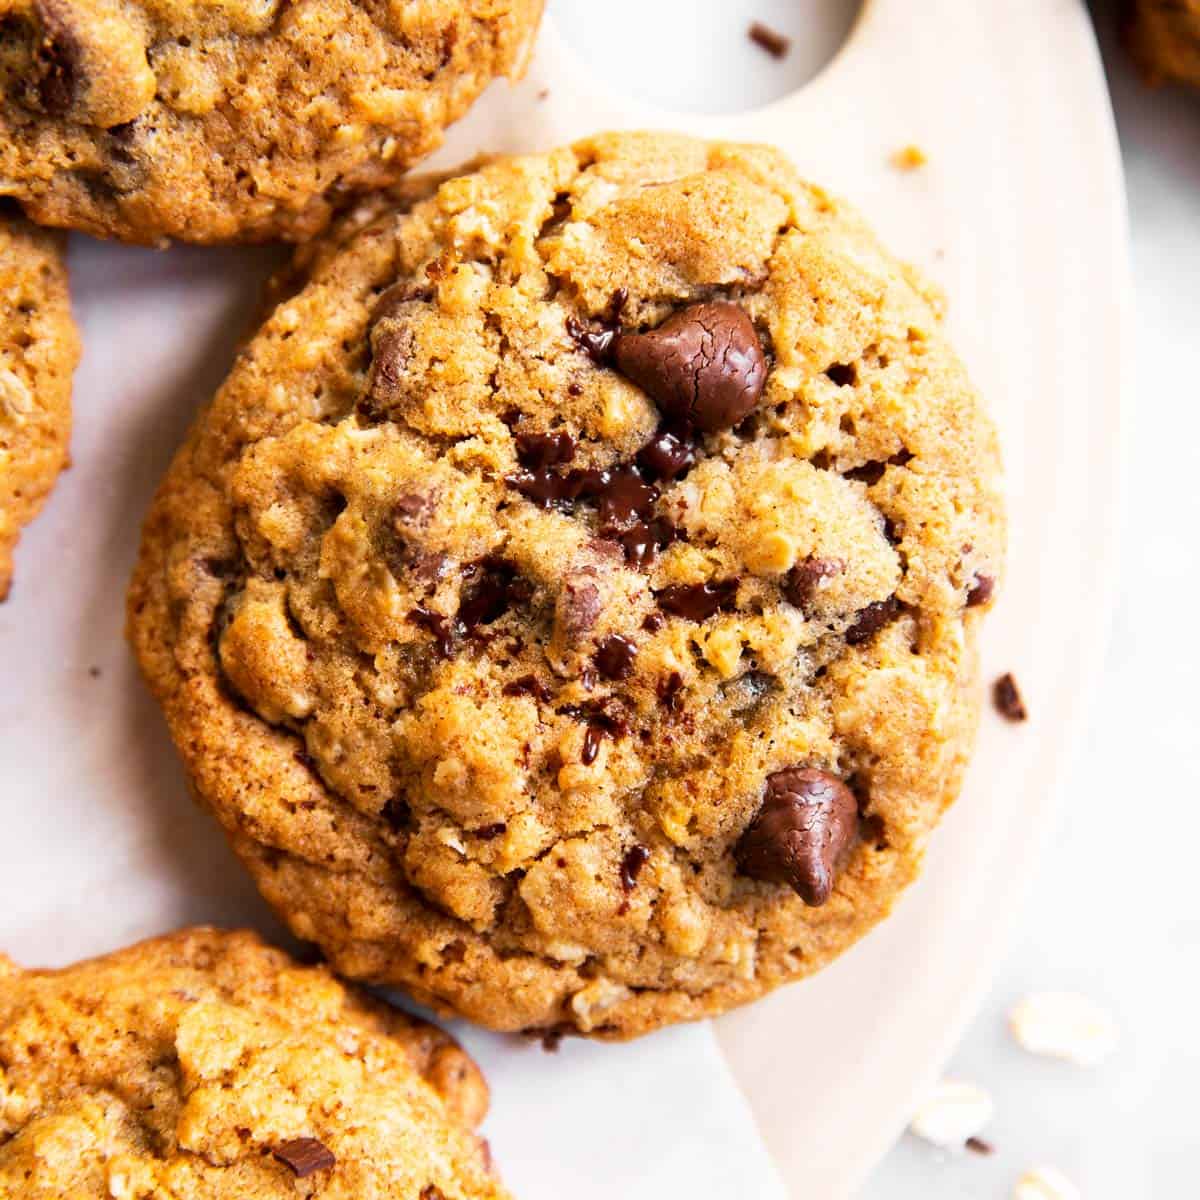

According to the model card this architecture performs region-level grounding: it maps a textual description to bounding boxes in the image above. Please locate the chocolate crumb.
[993,672,1027,722]
[748,20,790,59]
[273,1137,336,1178]
[619,844,650,891]
[965,1136,994,1156]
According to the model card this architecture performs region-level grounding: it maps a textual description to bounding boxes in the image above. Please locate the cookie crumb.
[908,1079,994,1149]
[1009,991,1118,1066]
[993,672,1027,721]
[272,1137,336,1178]
[965,1135,994,1155]
[537,87,549,101]
[1013,1165,1081,1200]
[748,21,790,59]
[891,144,928,171]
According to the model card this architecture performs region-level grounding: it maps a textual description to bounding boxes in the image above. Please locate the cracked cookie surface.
[0,209,78,600]
[0,927,507,1198]
[0,0,542,244]
[1125,0,1200,86]
[129,133,1004,1039]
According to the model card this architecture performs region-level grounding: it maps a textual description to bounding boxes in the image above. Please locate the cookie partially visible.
[1125,0,1200,87]
[0,0,542,244]
[0,209,78,600]
[0,927,509,1198]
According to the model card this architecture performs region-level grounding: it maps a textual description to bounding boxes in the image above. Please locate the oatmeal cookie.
[129,132,1004,1039]
[0,208,78,600]
[0,927,508,1197]
[0,0,542,243]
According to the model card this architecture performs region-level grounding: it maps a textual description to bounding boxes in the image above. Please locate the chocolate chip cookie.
[1124,0,1200,86]
[0,0,542,244]
[0,927,508,1197]
[129,132,1004,1039]
[0,208,78,600]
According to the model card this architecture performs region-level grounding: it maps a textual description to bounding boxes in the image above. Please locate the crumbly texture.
[0,927,508,1198]
[0,209,78,600]
[0,0,542,244]
[1124,0,1200,86]
[129,133,1004,1039]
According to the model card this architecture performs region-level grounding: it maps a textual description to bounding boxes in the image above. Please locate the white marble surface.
[867,4,1200,1194]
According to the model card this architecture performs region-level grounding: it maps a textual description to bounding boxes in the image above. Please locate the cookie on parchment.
[129,132,1004,1039]
[0,0,542,244]
[0,927,509,1197]
[0,208,78,600]
[1125,0,1200,87]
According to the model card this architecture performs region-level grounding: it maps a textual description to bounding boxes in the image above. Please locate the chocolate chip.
[472,822,507,840]
[371,281,433,323]
[596,467,658,529]
[637,424,697,482]
[735,767,858,905]
[408,606,454,657]
[502,674,552,701]
[566,316,616,364]
[656,580,738,621]
[612,302,767,433]
[595,634,637,680]
[615,517,676,568]
[581,724,603,765]
[845,595,900,645]
[656,671,684,709]
[782,556,844,612]
[516,430,577,469]
[273,1138,336,1178]
[966,573,995,607]
[459,557,531,632]
[993,672,1027,722]
[748,19,791,58]
[559,574,602,641]
[366,325,416,409]
[641,613,665,633]
[824,362,856,387]
[619,844,650,891]
[29,9,79,117]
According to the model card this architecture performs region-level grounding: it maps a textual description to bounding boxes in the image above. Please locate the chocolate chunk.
[656,670,684,709]
[371,281,433,323]
[408,606,454,657]
[506,466,575,506]
[993,672,1027,722]
[735,767,858,905]
[581,724,602,765]
[459,558,530,632]
[637,424,697,482]
[502,674,552,701]
[516,430,576,469]
[845,595,900,645]
[825,362,856,387]
[656,579,738,621]
[612,302,767,433]
[559,574,601,641]
[566,316,616,364]
[273,1138,336,1178]
[595,634,637,680]
[619,844,650,891]
[966,573,995,607]
[473,822,507,840]
[782,556,844,612]
[367,325,416,408]
[596,467,658,529]
[748,19,791,58]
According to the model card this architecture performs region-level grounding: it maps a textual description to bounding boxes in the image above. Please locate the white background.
[553,0,1197,1194]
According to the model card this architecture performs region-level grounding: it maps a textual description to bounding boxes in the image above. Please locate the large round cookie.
[129,133,1004,1039]
[0,208,78,600]
[0,0,542,244]
[1124,0,1200,87]
[0,927,508,1197]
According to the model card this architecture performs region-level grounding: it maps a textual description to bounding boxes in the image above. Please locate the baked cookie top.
[0,208,78,600]
[0,927,507,1198]
[1125,0,1200,87]
[129,133,1004,1039]
[0,0,542,244]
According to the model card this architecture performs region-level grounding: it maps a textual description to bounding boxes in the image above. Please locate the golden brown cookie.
[0,0,542,244]
[0,208,78,600]
[0,927,509,1197]
[129,133,1004,1039]
[1125,0,1200,86]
